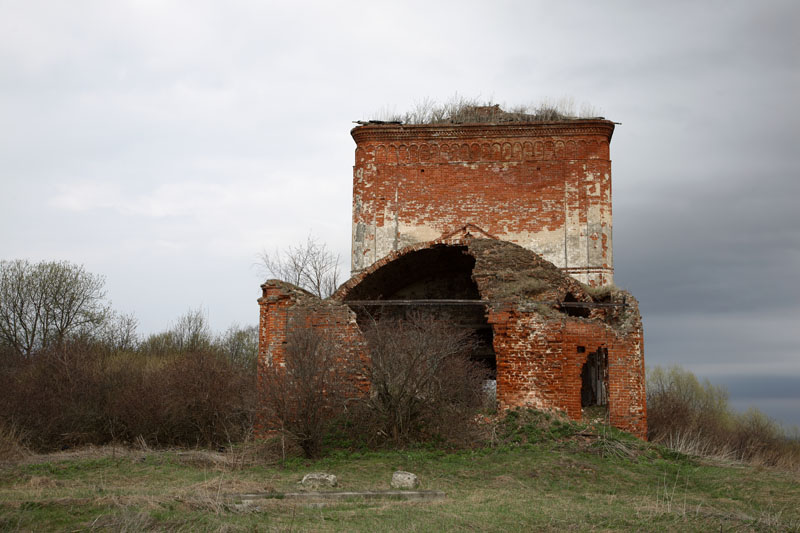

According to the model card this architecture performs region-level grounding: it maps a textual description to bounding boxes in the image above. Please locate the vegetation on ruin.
[260,320,363,458]
[260,311,490,458]
[368,96,604,125]
[359,312,489,446]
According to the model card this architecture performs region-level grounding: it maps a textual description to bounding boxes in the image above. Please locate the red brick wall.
[256,281,369,436]
[257,283,293,372]
[258,282,368,371]
[488,306,646,439]
[259,239,647,440]
[351,121,615,286]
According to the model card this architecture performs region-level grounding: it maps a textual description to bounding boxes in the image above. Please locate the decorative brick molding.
[350,120,615,143]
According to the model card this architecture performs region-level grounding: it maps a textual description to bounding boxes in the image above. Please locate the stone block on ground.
[300,472,338,489]
[391,471,419,489]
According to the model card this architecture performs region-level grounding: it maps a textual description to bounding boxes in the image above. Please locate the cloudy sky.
[2,1,798,426]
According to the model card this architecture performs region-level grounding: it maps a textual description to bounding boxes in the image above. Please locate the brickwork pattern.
[256,281,369,436]
[489,306,646,438]
[351,121,615,286]
[259,238,647,440]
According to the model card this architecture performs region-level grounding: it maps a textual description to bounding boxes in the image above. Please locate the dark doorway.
[581,348,608,407]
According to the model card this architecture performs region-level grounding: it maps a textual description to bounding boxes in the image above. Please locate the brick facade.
[258,114,647,439]
[488,304,646,437]
[259,236,647,439]
[351,120,615,286]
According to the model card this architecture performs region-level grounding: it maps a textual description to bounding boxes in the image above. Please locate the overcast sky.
[2,1,798,426]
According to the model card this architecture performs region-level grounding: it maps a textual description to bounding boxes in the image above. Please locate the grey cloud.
[615,169,800,316]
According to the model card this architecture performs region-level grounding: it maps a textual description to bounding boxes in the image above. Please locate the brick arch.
[333,225,495,301]
[333,238,499,378]
[265,236,647,439]
[332,241,481,303]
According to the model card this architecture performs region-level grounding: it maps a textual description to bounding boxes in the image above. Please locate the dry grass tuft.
[0,424,29,462]
[26,476,62,489]
[85,510,156,532]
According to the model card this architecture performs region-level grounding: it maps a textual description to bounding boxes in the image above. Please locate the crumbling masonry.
[258,114,646,439]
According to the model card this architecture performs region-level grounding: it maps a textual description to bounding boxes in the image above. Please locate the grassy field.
[1,431,799,532]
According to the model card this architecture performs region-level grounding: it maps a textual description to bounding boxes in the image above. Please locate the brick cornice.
[351,120,615,144]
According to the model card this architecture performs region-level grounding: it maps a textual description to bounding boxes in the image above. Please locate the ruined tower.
[257,109,647,439]
[350,118,615,286]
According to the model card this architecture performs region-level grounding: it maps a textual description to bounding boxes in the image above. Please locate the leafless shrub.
[647,365,730,444]
[158,350,257,447]
[96,311,139,352]
[170,308,213,353]
[259,317,361,458]
[138,308,213,356]
[0,337,257,451]
[215,323,258,371]
[361,311,488,444]
[259,235,342,298]
[0,423,29,461]
[0,340,117,448]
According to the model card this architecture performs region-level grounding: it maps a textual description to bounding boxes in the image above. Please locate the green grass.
[1,435,799,532]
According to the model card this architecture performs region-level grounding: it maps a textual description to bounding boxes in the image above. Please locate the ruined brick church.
[258,110,647,439]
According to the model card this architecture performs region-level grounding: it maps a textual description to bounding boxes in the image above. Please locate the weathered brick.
[257,117,647,440]
[350,120,615,287]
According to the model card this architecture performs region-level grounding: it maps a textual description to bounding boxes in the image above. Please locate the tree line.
[0,256,492,456]
[2,256,797,470]
[0,259,259,451]
[0,258,258,365]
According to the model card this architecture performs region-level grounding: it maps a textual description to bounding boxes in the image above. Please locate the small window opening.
[560,293,590,318]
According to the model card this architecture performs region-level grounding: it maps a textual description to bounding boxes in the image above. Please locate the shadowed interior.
[343,245,495,377]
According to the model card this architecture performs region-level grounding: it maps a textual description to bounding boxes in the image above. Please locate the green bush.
[646,365,800,469]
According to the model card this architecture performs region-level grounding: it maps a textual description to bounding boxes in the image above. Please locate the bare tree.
[138,307,213,356]
[259,235,341,298]
[98,311,139,352]
[0,260,110,356]
[215,323,258,370]
[363,311,487,443]
[170,307,213,353]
